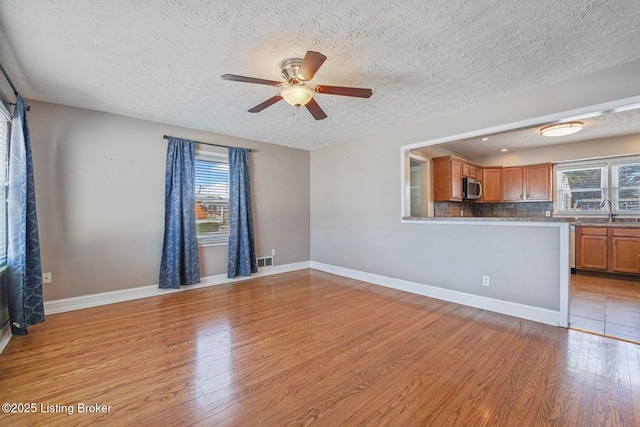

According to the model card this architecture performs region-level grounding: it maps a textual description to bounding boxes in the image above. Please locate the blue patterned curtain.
[7,95,44,335]
[227,147,257,278]
[159,137,200,288]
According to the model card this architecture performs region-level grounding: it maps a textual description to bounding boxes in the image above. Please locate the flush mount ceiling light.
[280,85,314,107]
[540,121,584,137]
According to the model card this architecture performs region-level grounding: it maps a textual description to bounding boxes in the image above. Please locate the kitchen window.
[194,151,229,245]
[555,155,640,216]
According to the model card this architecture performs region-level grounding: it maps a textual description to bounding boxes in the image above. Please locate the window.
[0,104,9,266]
[556,163,607,213]
[612,160,640,212]
[555,155,640,216]
[194,152,229,245]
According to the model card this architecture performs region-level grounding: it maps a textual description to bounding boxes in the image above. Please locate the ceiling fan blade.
[298,51,327,81]
[305,98,327,120]
[221,74,282,86]
[314,85,373,98]
[248,95,283,113]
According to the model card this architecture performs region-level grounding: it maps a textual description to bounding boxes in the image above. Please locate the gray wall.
[311,60,640,311]
[29,100,310,300]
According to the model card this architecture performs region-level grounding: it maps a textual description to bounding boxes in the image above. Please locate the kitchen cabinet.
[462,164,478,179]
[469,165,478,179]
[480,168,502,202]
[502,167,523,201]
[432,157,548,204]
[611,228,640,274]
[578,229,608,270]
[433,156,463,201]
[576,226,640,275]
[501,163,551,202]
[526,163,552,201]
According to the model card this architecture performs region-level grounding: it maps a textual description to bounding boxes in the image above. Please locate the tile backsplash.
[434,201,553,218]
[434,201,476,217]
[475,202,553,218]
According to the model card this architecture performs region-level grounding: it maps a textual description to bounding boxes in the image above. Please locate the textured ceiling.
[1,1,639,150]
[443,106,640,159]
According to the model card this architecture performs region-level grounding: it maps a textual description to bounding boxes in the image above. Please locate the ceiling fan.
[221,51,373,120]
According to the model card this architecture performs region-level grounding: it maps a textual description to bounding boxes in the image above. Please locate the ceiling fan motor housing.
[280,58,305,83]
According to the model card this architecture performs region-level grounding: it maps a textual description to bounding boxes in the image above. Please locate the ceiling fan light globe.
[281,85,314,107]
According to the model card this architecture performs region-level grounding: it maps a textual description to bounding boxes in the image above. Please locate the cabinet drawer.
[613,228,640,237]
[579,227,608,236]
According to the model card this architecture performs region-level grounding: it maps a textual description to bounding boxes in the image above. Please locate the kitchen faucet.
[600,199,614,222]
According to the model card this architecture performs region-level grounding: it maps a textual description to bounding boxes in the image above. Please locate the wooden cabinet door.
[502,167,523,201]
[462,163,470,177]
[579,235,608,270]
[526,163,551,201]
[612,236,640,274]
[469,165,477,179]
[481,168,501,202]
[451,159,463,201]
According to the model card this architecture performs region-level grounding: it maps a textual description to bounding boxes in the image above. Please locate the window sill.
[198,242,228,248]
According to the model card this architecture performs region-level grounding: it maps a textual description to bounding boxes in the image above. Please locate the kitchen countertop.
[403,217,640,227]
[403,216,569,222]
[572,221,640,228]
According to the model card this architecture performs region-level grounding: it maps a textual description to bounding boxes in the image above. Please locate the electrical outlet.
[43,272,52,284]
[545,210,551,217]
[271,249,276,256]
[482,275,490,287]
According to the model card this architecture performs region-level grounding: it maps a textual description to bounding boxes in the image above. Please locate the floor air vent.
[257,256,274,268]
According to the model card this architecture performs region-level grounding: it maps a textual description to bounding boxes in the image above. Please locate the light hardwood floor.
[2,269,639,426]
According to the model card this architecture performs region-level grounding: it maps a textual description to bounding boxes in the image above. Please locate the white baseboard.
[310,261,561,326]
[44,261,311,315]
[0,322,12,354]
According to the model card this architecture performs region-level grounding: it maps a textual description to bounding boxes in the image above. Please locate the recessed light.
[481,137,489,141]
[501,148,508,152]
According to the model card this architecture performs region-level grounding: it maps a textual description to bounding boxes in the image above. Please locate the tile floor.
[570,273,640,343]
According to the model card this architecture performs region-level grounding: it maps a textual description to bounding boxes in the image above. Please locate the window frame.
[194,150,229,247]
[610,157,640,214]
[0,102,11,268]
[554,155,640,217]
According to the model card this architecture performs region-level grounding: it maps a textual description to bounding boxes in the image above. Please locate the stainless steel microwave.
[463,177,482,200]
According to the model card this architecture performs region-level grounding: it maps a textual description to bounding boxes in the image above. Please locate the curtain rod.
[0,62,19,95]
[0,62,30,111]
[163,135,252,152]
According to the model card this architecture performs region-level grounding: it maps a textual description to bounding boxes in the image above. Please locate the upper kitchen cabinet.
[433,156,463,201]
[502,167,524,201]
[433,156,484,201]
[502,163,552,202]
[432,156,485,201]
[525,163,552,201]
[480,167,502,202]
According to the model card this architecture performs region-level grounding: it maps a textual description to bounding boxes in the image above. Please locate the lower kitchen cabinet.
[611,228,640,274]
[577,227,608,271]
[577,226,640,275]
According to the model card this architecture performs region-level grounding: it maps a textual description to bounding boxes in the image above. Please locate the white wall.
[474,133,640,166]
[29,101,310,300]
[311,60,640,312]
